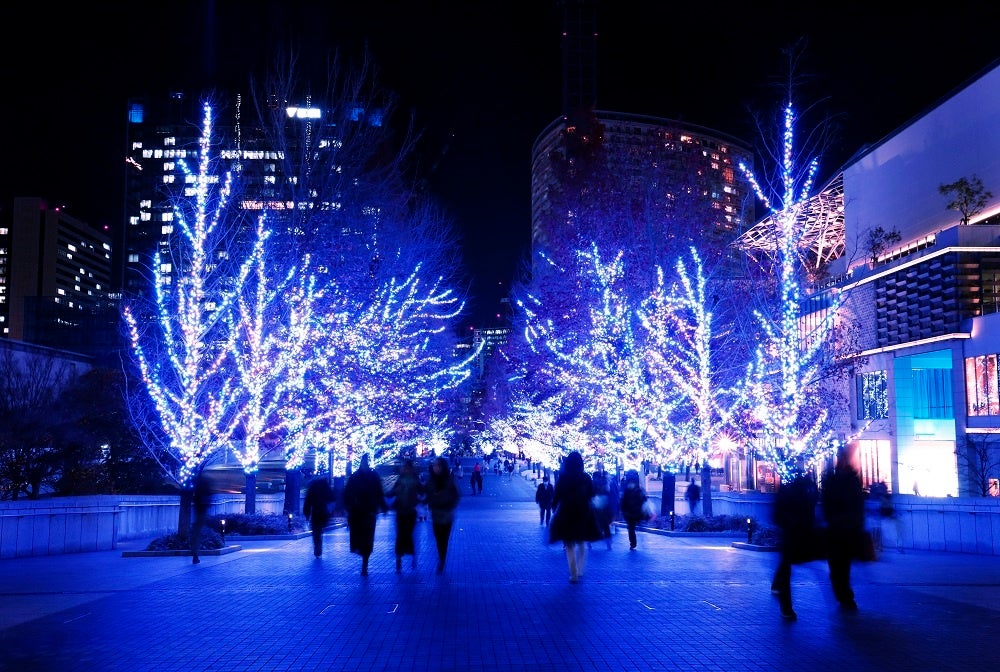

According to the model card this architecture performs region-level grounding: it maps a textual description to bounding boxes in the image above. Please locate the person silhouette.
[189,469,214,565]
[343,453,388,577]
[303,476,334,557]
[619,470,649,550]
[548,451,603,583]
[388,459,423,573]
[535,474,554,526]
[821,444,867,611]
[425,456,460,574]
[771,471,820,620]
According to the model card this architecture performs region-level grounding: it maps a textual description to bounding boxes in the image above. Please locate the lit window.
[966,354,1000,416]
[128,254,139,263]
[162,225,174,235]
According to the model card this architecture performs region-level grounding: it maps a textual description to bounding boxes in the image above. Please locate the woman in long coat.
[388,459,423,573]
[548,451,603,583]
[425,456,460,574]
[343,453,388,577]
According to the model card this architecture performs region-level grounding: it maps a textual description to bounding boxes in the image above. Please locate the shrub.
[207,512,309,536]
[750,524,781,547]
[145,529,223,551]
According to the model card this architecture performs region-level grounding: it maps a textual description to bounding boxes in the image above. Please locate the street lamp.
[220,519,226,545]
[287,512,293,533]
[669,510,675,531]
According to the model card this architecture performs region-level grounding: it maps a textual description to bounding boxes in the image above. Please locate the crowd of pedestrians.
[293,444,874,621]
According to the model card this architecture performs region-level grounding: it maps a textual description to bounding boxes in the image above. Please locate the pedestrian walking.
[425,456,461,574]
[471,461,484,495]
[548,451,603,583]
[535,474,554,526]
[303,475,334,558]
[685,477,701,515]
[591,461,614,549]
[771,471,821,620]
[821,443,867,611]
[388,459,423,573]
[619,470,649,550]
[189,469,214,565]
[343,453,388,577]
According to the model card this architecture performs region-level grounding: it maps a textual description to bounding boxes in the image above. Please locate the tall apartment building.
[2,198,113,353]
[737,59,1000,498]
[531,111,753,269]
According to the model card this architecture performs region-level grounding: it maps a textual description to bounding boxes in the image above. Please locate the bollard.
[670,510,675,531]
[288,512,293,533]
[221,519,227,545]
[746,517,753,544]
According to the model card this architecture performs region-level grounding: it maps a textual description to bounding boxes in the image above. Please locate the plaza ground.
[1,466,998,671]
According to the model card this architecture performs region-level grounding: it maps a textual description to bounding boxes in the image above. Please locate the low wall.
[0,494,290,558]
[648,491,1000,556]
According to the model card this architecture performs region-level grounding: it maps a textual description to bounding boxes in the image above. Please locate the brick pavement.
[1,464,999,672]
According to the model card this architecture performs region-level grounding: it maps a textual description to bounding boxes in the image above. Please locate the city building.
[737,59,1000,497]
[1,198,114,355]
[121,91,385,295]
[531,1,754,280]
[531,111,754,273]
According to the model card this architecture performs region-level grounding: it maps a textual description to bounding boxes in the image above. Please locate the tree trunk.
[660,472,675,517]
[701,465,713,517]
[283,469,301,514]
[178,488,193,536]
[244,473,256,514]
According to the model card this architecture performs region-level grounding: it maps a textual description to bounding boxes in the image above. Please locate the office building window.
[966,354,1000,416]
[857,370,889,420]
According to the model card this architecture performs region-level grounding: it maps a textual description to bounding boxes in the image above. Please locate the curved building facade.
[530,110,754,273]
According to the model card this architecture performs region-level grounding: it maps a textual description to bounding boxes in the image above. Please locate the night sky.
[5,2,998,326]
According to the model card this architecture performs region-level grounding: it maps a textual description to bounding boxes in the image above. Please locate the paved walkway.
[2,466,999,672]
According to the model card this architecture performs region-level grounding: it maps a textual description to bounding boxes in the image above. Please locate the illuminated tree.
[123,102,252,531]
[737,99,841,479]
[638,247,746,472]
[307,262,476,475]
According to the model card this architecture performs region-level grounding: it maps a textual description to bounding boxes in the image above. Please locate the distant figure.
[189,470,214,565]
[388,459,423,573]
[821,445,867,611]
[548,451,603,583]
[535,474,554,526]
[619,470,649,550]
[343,453,388,577]
[425,456,461,573]
[591,461,614,549]
[771,472,820,620]
[303,476,334,557]
[471,461,484,495]
[685,477,701,515]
